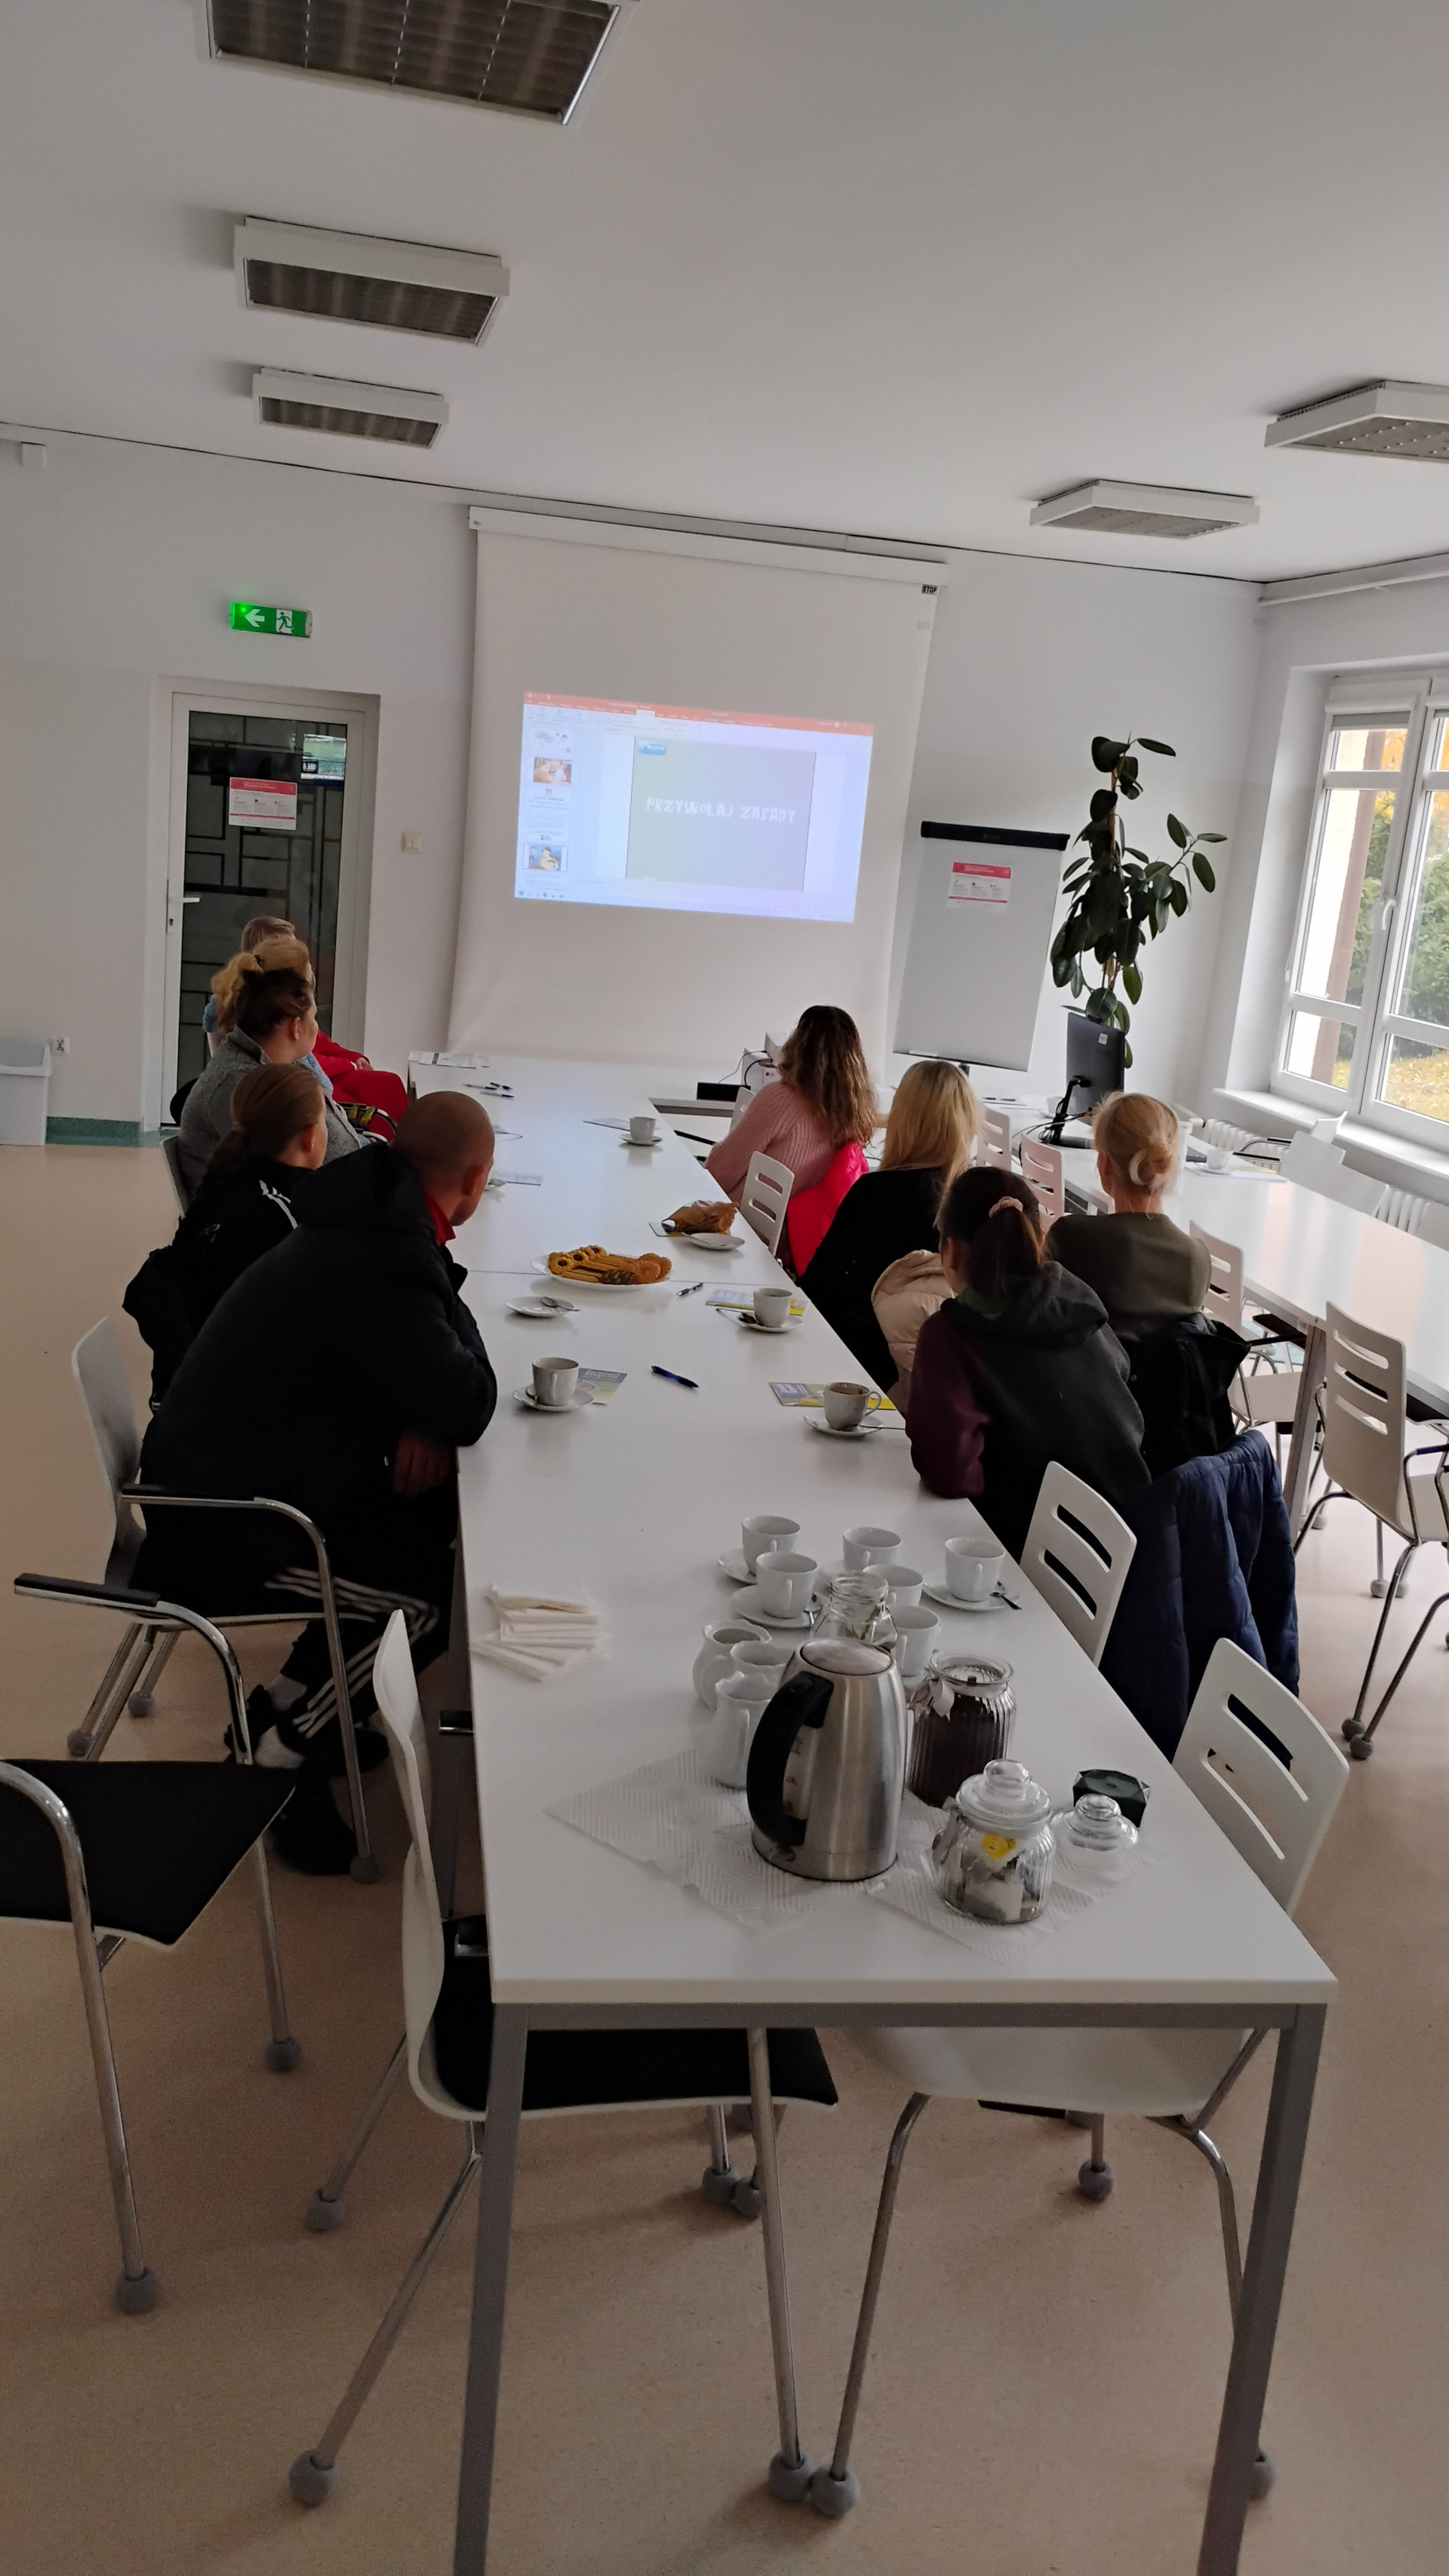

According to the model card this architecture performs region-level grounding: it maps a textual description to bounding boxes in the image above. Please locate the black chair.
[5,1577,300,2311]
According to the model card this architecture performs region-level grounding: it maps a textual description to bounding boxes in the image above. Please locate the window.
[1275,681,1449,1145]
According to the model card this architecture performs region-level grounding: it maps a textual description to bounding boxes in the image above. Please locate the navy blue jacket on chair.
[1100,1430,1299,1761]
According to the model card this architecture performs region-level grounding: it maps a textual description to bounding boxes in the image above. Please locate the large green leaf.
[1199,832,1226,843]
[1170,879,1189,916]
[1135,737,1175,757]
[1166,812,1188,849]
[1119,777,1142,800]
[1123,960,1142,1003]
[1091,734,1129,772]
[1192,852,1217,891]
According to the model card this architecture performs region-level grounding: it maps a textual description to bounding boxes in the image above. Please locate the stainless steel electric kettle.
[746,1638,908,1882]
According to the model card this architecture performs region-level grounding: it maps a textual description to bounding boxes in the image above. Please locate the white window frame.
[1272,671,1449,1150]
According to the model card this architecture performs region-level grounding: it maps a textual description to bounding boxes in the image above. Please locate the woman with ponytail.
[1050,1092,1210,1340]
[906,1165,1149,1555]
[178,951,360,1189]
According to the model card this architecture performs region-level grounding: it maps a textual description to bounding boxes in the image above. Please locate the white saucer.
[512,1386,595,1413]
[806,1415,879,1439]
[729,1583,814,1631]
[737,1312,792,1333]
[532,1259,651,1294]
[716,1549,753,1583]
[506,1294,578,1319]
[921,1578,998,1611]
[620,1134,665,1147]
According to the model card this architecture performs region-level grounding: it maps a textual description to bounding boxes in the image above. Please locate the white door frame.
[158,681,379,1122]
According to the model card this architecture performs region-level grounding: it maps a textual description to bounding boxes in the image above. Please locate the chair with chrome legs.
[802,1641,1346,2521]
[1293,1302,1449,1759]
[64,1319,381,1879]
[3,1575,300,2311]
[288,1611,837,2509]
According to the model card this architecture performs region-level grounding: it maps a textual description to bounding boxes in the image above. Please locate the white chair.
[1279,1131,1389,1218]
[1296,1302,1449,1757]
[161,1134,191,1212]
[65,1320,380,1880]
[808,1640,1348,2520]
[288,1613,837,2509]
[1190,1223,1302,1432]
[1413,1197,1449,1252]
[739,1150,792,1260]
[1382,1185,1428,1233]
[1016,1134,1064,1225]
[1018,1463,1137,1666]
[1201,1117,1256,1154]
[977,1106,1012,1171]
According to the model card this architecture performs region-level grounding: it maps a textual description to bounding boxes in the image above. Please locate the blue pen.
[676,1280,705,1299]
[652,1365,699,1390]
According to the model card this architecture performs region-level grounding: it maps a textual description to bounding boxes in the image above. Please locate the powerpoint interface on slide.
[513,694,873,922]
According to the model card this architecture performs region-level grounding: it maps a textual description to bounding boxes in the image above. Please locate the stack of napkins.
[474,1590,604,1683]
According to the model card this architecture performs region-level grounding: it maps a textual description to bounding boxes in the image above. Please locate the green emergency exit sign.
[229,601,312,637]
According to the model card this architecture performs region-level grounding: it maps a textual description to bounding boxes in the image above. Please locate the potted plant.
[1049,734,1225,1067]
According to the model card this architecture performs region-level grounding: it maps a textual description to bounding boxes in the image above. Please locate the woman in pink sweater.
[706,1006,878,1202]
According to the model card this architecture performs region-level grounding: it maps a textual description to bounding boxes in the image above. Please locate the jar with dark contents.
[906,1657,1015,1809]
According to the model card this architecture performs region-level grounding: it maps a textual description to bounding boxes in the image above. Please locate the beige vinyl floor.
[1,1140,1446,2576]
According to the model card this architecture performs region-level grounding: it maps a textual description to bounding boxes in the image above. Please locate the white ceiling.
[5,0,1449,581]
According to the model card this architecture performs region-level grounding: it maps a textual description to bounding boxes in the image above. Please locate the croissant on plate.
[667,1200,736,1234]
[547,1245,672,1285]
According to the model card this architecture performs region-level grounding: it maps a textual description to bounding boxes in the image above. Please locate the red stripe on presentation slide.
[523,692,872,735]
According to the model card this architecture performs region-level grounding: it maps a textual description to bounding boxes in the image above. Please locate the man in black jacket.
[136,1091,497,1871]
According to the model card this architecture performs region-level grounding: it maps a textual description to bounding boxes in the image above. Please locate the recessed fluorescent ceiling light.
[1030,480,1260,538]
[1265,381,1449,462]
[235,220,508,344]
[252,368,448,447]
[204,0,627,122]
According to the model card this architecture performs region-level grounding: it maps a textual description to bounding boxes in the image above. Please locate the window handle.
[1371,895,1396,932]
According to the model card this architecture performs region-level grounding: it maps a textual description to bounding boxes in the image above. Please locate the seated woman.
[126,1064,328,1399]
[208,922,408,1133]
[1049,1091,1210,1338]
[178,956,359,1190]
[705,1005,878,1205]
[801,1060,979,1387]
[906,1166,1149,1558]
[202,914,294,1057]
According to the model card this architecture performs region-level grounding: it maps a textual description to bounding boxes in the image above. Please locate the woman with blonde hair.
[705,1005,878,1205]
[1050,1091,1210,1340]
[800,1060,980,1388]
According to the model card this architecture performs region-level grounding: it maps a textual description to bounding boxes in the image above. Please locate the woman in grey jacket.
[177,959,359,1190]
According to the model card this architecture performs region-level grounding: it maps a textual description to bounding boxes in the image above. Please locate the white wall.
[891,549,1263,1106]
[0,434,474,1127]
[1198,574,1449,1116]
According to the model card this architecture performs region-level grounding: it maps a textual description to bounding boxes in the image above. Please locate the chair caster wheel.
[731,2175,763,2220]
[700,2163,740,2207]
[349,1851,383,1883]
[288,2450,337,2507]
[128,1689,155,1716]
[114,2265,158,2315]
[1370,1578,1389,1599]
[305,2188,346,2233]
[1250,2447,1275,2500]
[1341,1716,1363,1740]
[66,1730,94,1758]
[1078,2159,1115,2201]
[768,2448,814,2504]
[810,2465,859,2517]
[1349,1734,1374,1761]
[265,2035,301,2073]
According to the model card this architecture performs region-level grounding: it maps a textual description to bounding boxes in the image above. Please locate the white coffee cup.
[753,1285,792,1328]
[884,1564,924,1611]
[944,1533,1004,1602]
[629,1113,658,1144]
[891,1602,940,1677]
[756,1550,818,1617]
[842,1523,900,1571]
[730,1636,793,1685]
[742,1513,799,1573]
[1203,1143,1233,1172]
[532,1355,580,1408]
[823,1380,870,1429]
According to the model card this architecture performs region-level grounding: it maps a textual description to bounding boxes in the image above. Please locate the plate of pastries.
[537,1246,673,1290]
[662,1200,744,1248]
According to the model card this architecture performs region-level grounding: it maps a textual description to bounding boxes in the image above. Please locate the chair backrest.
[1175,1637,1348,1914]
[1413,1196,1449,1253]
[161,1134,192,1213]
[1321,1301,1411,1535]
[730,1060,779,1129]
[1201,1117,1254,1153]
[977,1106,1012,1172]
[1017,1134,1064,1226]
[739,1150,792,1260]
[72,1320,143,1506]
[786,1141,867,1275]
[1382,1185,1427,1233]
[372,1611,449,2105]
[1280,1131,1389,1217]
[1019,1462,1138,1667]
[1189,1221,1244,1329]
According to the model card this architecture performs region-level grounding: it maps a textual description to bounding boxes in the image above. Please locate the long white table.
[1058,1147,1449,1523]
[429,1060,1332,2576]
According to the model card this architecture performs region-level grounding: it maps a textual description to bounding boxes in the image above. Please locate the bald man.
[137,1090,497,1870]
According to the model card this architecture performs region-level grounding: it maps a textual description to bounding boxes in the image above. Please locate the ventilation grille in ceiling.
[234,220,507,343]
[1029,479,1260,538]
[1265,382,1449,463]
[206,0,623,122]
[252,368,448,446]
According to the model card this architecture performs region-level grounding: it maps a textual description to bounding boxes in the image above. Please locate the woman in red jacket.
[906,1165,1149,1559]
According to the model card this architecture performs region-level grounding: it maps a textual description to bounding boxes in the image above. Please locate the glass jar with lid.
[1055,1790,1137,1879]
[814,1572,896,1649]
[931,1758,1055,1924]
[907,1657,1014,1808]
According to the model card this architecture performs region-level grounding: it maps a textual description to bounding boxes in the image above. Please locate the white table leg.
[452,2005,528,2576]
[1281,1321,1326,1535]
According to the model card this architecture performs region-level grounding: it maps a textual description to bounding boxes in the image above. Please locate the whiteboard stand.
[894,824,1066,1071]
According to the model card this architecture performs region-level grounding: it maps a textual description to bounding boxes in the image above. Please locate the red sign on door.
[228,777,298,831]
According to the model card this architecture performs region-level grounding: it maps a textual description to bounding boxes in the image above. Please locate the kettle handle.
[746,1671,833,1849]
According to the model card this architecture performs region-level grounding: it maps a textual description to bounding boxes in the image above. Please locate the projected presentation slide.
[513,694,873,922]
